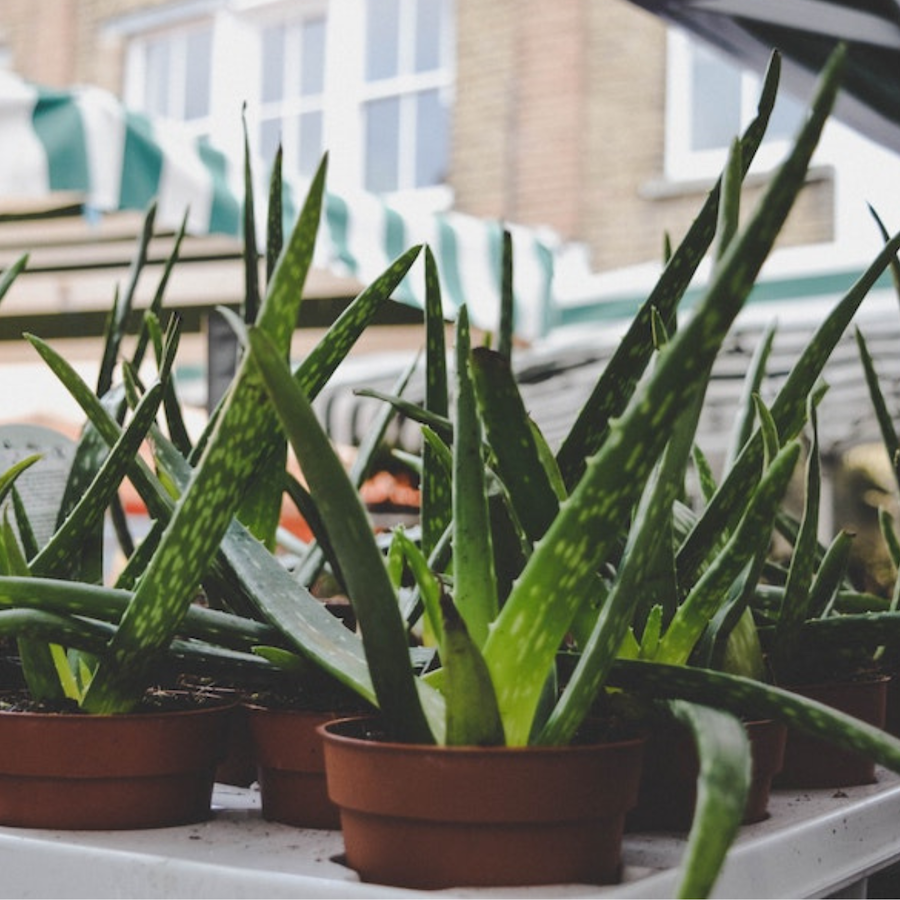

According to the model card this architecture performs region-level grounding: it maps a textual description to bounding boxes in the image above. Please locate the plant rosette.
[0,688,235,830]
[319,715,646,889]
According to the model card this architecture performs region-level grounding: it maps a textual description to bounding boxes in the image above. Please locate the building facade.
[0,0,898,310]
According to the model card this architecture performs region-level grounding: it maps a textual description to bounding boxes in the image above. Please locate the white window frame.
[119,0,455,209]
[122,18,216,142]
[357,0,455,201]
[664,28,802,184]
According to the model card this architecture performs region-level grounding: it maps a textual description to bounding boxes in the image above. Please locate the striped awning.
[0,70,558,341]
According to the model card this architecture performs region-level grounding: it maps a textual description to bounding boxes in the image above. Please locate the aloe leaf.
[497,229,514,361]
[0,608,113,656]
[266,144,284,282]
[392,527,445,648]
[868,203,900,301]
[442,591,505,746]
[609,658,900,775]
[554,51,781,489]
[130,211,188,374]
[0,574,280,652]
[538,423,693,745]
[0,253,27,305]
[422,246,451,557]
[290,351,421,589]
[355,388,453,441]
[770,403,822,681]
[856,326,900,492]
[677,226,900,584]
[808,529,855,618]
[725,323,777,469]
[249,325,437,743]
[471,347,560,543]
[880,506,900,570]
[452,308,497,648]
[656,441,800,666]
[668,700,750,900]
[489,45,846,746]
[0,456,41,504]
[79,157,329,713]
[27,316,395,713]
[236,140,288,550]
[97,201,156,398]
[30,382,164,580]
[242,106,261,326]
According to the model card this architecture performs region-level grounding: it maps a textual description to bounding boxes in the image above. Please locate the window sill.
[639,163,834,202]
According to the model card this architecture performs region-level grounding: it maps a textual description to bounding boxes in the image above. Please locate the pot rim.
[318,714,647,755]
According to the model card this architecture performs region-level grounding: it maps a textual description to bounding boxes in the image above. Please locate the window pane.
[144,38,171,117]
[366,0,399,81]
[767,89,805,141]
[184,29,212,120]
[261,26,285,103]
[260,117,282,167]
[415,0,443,72]
[689,45,741,151]
[365,96,400,192]
[415,88,448,186]
[300,17,327,95]
[299,110,323,177]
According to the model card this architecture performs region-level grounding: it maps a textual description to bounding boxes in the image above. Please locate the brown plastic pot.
[319,716,646,889]
[0,697,234,829]
[626,717,786,831]
[774,676,889,789]
[246,705,341,829]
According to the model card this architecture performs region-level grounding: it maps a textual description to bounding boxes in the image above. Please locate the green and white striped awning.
[0,69,558,340]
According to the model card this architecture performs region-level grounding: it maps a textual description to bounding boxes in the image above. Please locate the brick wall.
[0,0,835,276]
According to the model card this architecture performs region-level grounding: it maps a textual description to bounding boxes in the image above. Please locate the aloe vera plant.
[247,45,900,899]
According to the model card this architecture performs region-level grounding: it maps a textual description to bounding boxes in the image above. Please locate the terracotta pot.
[319,716,646,889]
[884,674,900,738]
[627,717,786,832]
[774,676,889,789]
[215,699,257,787]
[0,696,234,829]
[246,705,341,829]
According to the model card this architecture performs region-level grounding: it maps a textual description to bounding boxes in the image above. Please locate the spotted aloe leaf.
[653,440,801,667]
[609,658,900,776]
[471,347,559,544]
[249,324,440,744]
[79,157,330,713]
[856,326,900,491]
[421,247,451,558]
[555,52,781,490]
[483,44,846,746]
[667,700,750,900]
[677,229,900,586]
[452,308,497,649]
[441,591,504,746]
[23,238,425,713]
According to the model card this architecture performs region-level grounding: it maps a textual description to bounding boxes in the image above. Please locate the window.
[258,13,328,180]
[126,23,213,139]
[361,0,453,193]
[665,29,805,182]
[120,0,455,202]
